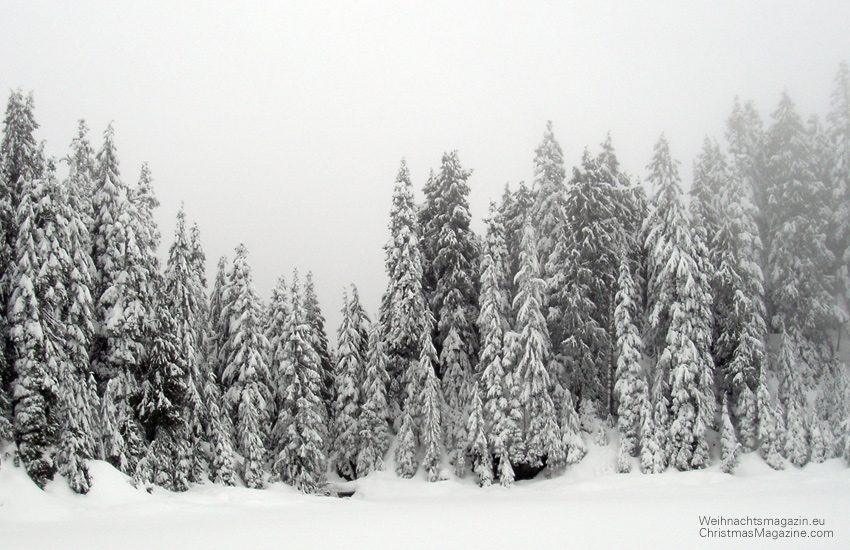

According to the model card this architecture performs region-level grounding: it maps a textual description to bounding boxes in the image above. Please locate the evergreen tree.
[221,244,271,488]
[643,135,714,471]
[64,120,96,225]
[380,159,428,421]
[89,122,125,308]
[1,90,45,409]
[420,151,479,475]
[357,324,390,476]
[331,287,369,480]
[775,331,808,467]
[9,173,98,490]
[208,256,230,383]
[499,182,533,297]
[639,387,663,473]
[711,144,767,451]
[270,272,328,493]
[765,91,836,352]
[719,395,741,474]
[477,209,517,484]
[266,276,290,427]
[513,223,563,470]
[725,97,768,259]
[420,329,443,482]
[531,121,567,286]
[551,148,623,413]
[162,206,207,483]
[756,370,784,470]
[828,62,850,331]
[466,381,492,486]
[303,272,333,415]
[136,305,190,491]
[393,407,417,478]
[613,257,647,473]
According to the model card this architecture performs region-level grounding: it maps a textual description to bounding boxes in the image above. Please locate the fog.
[1,1,848,341]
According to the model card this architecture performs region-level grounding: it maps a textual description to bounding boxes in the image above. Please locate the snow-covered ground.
[2,442,849,549]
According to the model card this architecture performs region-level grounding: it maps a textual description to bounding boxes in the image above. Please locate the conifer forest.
[2,61,850,502]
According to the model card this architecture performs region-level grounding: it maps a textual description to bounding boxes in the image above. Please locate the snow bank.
[2,445,849,549]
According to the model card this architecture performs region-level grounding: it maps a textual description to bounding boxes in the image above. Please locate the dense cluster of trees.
[1,62,850,495]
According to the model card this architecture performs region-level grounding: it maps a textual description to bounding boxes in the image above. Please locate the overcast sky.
[2,1,848,342]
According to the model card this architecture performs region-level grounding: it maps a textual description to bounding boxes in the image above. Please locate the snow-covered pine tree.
[809,414,826,464]
[89,122,125,310]
[208,256,230,383]
[136,303,190,491]
[94,156,162,474]
[726,97,768,261]
[614,256,647,473]
[1,90,45,417]
[720,395,742,473]
[303,272,334,415]
[266,275,290,430]
[551,148,623,415]
[466,381,492,486]
[162,206,208,484]
[393,407,417,478]
[420,327,443,482]
[10,172,99,490]
[756,369,784,470]
[331,287,369,480]
[270,272,329,493]
[765,91,836,357]
[221,244,271,488]
[643,134,714,471]
[775,330,808,467]
[63,119,96,234]
[197,254,235,486]
[711,142,767,451]
[530,121,567,291]
[420,151,479,476]
[639,386,663,473]
[513,222,563,471]
[498,182,533,298]
[0,90,44,207]
[357,323,390,476]
[828,62,850,315]
[689,138,725,256]
[380,159,429,422]
[557,383,585,467]
[477,208,517,485]
[56,186,100,493]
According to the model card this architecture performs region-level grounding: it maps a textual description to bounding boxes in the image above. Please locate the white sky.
[2,1,848,343]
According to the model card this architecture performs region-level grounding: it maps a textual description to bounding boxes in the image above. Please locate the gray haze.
[2,1,848,342]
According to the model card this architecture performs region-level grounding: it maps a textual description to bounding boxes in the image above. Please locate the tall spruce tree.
[270,272,329,493]
[303,272,333,415]
[513,222,563,470]
[162,206,207,483]
[331,287,369,479]
[614,256,647,473]
[643,135,714,471]
[765,91,836,353]
[477,208,518,485]
[711,145,767,451]
[357,324,390,476]
[221,244,271,488]
[1,90,45,420]
[380,159,428,422]
[420,151,479,475]
[550,148,623,412]
[10,173,98,491]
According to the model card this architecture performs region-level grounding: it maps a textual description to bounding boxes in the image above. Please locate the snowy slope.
[2,441,849,550]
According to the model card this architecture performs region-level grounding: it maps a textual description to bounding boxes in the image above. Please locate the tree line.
[1,62,849,494]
